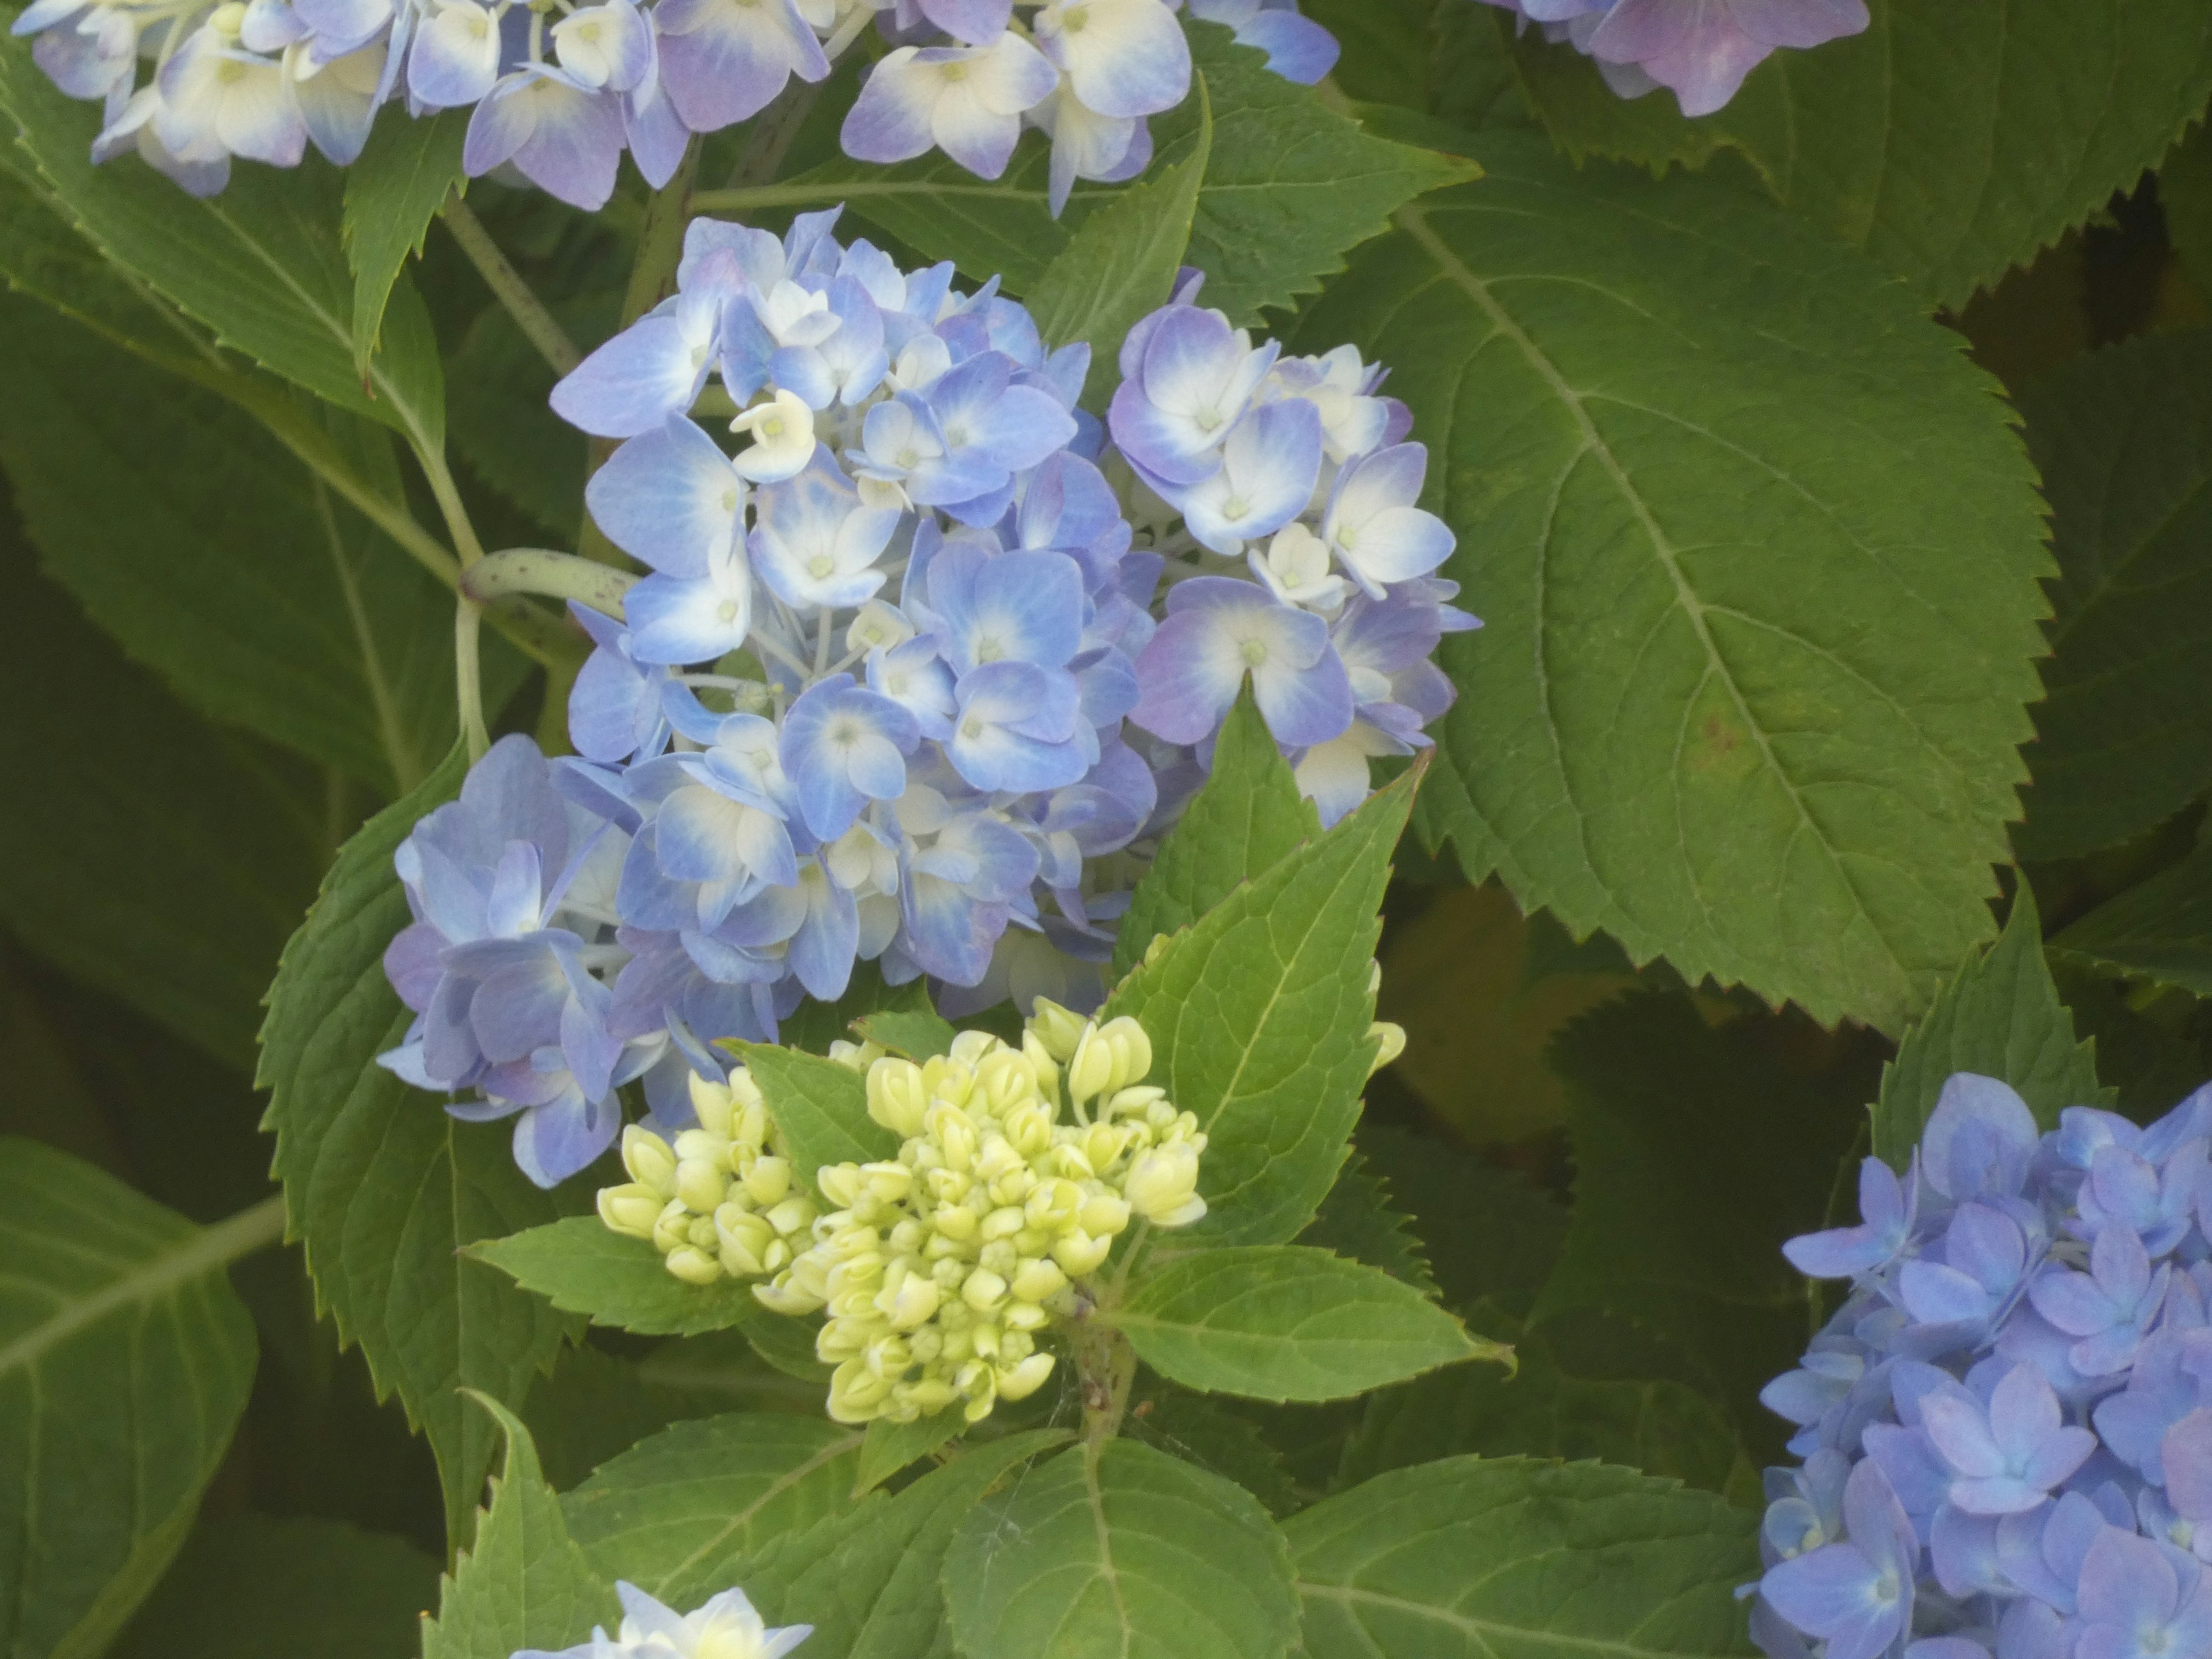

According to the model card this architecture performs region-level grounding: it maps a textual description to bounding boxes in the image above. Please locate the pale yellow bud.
[1065,1021,1114,1108]
[688,1071,734,1139]
[1080,1123,1129,1176]
[1022,1030,1062,1107]
[665,1246,722,1285]
[817,1164,864,1210]
[1051,1228,1113,1276]
[828,1037,886,1071]
[999,1351,1056,1402]
[1078,1191,1132,1237]
[1366,1020,1407,1075]
[903,1375,959,1412]
[753,1276,823,1316]
[766,1195,816,1237]
[861,1161,914,1203]
[961,1267,1009,1310]
[1125,1144,1206,1228]
[1026,998,1088,1062]
[1010,1257,1068,1303]
[828,1358,890,1423]
[622,1124,678,1194]
[1003,1100,1054,1157]
[948,1029,1000,1068]
[1024,1178,1083,1232]
[980,1205,1027,1242]
[866,1058,929,1137]
[742,1155,792,1206]
[596,1183,662,1239]
[880,1272,941,1331]
[933,1202,979,1242]
[675,1157,728,1215]
[650,1197,693,1255]
[715,1207,774,1277]
[1004,1300,1050,1332]
[928,1105,979,1172]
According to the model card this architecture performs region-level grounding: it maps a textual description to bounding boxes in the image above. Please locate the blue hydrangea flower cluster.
[377,214,1471,1190]
[1750,1073,2212,1659]
[11,0,1331,204]
[1479,0,1868,117]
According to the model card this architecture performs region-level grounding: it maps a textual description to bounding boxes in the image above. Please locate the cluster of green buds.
[595,1069,819,1286]
[755,1004,1209,1426]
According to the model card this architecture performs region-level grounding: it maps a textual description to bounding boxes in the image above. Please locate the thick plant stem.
[462,548,637,617]
[455,599,490,762]
[442,193,583,375]
[1072,1316,1135,1450]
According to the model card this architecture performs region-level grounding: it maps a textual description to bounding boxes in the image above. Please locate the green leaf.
[853,1413,966,1498]
[258,745,580,1546]
[1338,1311,1748,1498]
[0,1141,263,1659]
[1510,0,2212,308]
[1297,139,2050,1036]
[1115,1244,1488,1403]
[733,1043,896,1191]
[1024,77,1209,406]
[1112,683,1319,980]
[0,35,445,447]
[0,294,504,795]
[744,1430,1069,1659]
[524,1344,745,1494]
[943,1438,1301,1659]
[0,537,323,1073]
[850,1007,958,1061]
[776,959,938,1056]
[1872,885,2110,1169]
[2053,844,2212,997]
[1354,1127,1568,1319]
[474,1218,766,1338]
[344,111,468,378]
[422,1395,615,1659]
[1297,1154,1436,1297]
[1532,994,1869,1430]
[562,1414,863,1609]
[766,25,1473,325]
[1104,771,1414,1247]
[2009,330,2212,859]
[110,1514,440,1659]
[1285,1456,1759,1659]
[2166,123,2212,304]
[1125,1390,1298,1517]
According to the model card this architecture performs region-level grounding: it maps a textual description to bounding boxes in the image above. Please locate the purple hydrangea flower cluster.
[1108,274,1477,826]
[11,0,1332,204]
[1750,1072,2212,1659]
[1479,0,1868,117]
[377,217,1469,1189]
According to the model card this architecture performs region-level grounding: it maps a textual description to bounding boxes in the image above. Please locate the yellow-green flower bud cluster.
[596,1070,819,1287]
[755,1006,1207,1427]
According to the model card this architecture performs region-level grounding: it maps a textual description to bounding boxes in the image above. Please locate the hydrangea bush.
[8,3,2212,1659]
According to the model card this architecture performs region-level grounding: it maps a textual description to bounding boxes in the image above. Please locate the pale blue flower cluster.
[378,219,1468,1188]
[518,1579,810,1659]
[1479,0,1868,116]
[12,0,1331,204]
[1751,1073,2212,1659]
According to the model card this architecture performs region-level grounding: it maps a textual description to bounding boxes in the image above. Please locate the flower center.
[1224,496,1251,520]
[961,716,984,739]
[974,637,1003,663]
[1239,639,1268,667]
[718,601,740,623]
[809,555,835,578]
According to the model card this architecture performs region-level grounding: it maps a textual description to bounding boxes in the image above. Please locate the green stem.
[462,548,637,617]
[455,599,490,762]
[441,193,583,375]
[1071,1313,1135,1450]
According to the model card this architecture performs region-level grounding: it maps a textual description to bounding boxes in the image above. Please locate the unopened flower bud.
[880,1272,941,1331]
[962,1267,1009,1310]
[1010,1257,1068,1303]
[1026,998,1088,1062]
[1051,1228,1113,1276]
[1126,1145,1206,1228]
[999,1352,1056,1401]
[743,1155,792,1206]
[829,1038,886,1071]
[688,1071,734,1139]
[1078,1192,1131,1237]
[867,1058,929,1137]
[1022,1031,1062,1105]
[665,1246,722,1285]
[948,1030,999,1068]
[715,1207,774,1277]
[597,1183,662,1239]
[675,1157,728,1215]
[622,1124,678,1194]
[817,1164,863,1210]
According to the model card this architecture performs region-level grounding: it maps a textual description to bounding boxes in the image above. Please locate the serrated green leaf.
[2167,123,2212,302]
[524,1344,751,1494]
[1114,1245,1487,1403]
[2010,331,2212,859]
[1510,0,2212,308]
[1025,77,1208,407]
[1532,994,1869,1433]
[111,1514,439,1659]
[1872,885,2110,1169]
[0,1141,263,1659]
[1338,1311,1747,1498]
[258,745,581,1546]
[474,1218,765,1338]
[422,1396,615,1659]
[2053,845,2212,998]
[1104,771,1412,1248]
[850,1007,957,1061]
[0,294,509,795]
[561,1414,863,1609]
[734,1043,896,1191]
[1297,139,2049,1036]
[344,110,467,377]
[1112,683,1318,980]
[1285,1456,1758,1659]
[0,536,323,1073]
[744,1430,1067,1659]
[1297,1154,1436,1297]
[747,25,1472,326]
[1354,1127,1568,1319]
[1125,1390,1298,1517]
[943,1438,1300,1659]
[0,37,446,449]
[853,1413,965,1498]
